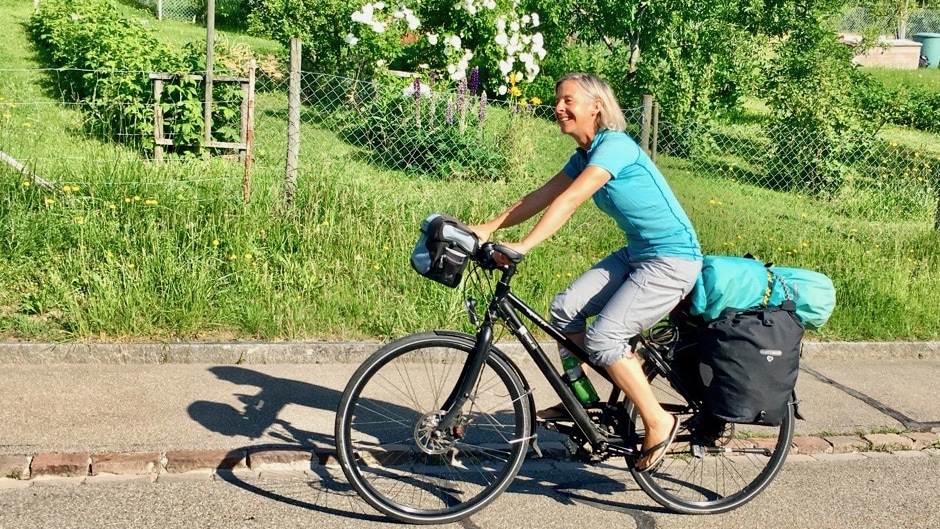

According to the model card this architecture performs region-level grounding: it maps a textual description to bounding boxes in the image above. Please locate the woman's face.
[554,79,600,146]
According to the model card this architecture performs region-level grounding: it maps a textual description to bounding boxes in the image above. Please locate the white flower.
[447,35,462,49]
[499,59,514,75]
[510,21,520,32]
[376,59,386,67]
[495,32,508,47]
[498,85,507,95]
[374,2,385,9]
[406,13,421,30]
[344,33,359,46]
[402,81,431,98]
[531,13,540,27]
[427,33,438,45]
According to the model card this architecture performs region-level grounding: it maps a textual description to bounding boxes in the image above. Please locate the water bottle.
[560,348,599,406]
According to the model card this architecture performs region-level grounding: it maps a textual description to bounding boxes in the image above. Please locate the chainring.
[565,408,631,464]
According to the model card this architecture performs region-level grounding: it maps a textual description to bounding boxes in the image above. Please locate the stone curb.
[1,340,940,364]
[2,431,937,483]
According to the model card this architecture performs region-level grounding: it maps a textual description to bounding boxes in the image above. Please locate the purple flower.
[469,67,480,96]
[457,77,467,111]
[479,90,487,124]
[446,98,455,125]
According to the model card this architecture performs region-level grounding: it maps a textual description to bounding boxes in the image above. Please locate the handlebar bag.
[410,213,479,288]
[700,300,804,426]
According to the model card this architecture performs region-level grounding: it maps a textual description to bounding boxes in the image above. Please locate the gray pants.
[549,248,702,366]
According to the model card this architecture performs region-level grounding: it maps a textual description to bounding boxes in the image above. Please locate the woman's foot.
[535,402,569,421]
[636,414,680,472]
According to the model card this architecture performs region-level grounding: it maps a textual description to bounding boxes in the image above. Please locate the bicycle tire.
[335,331,532,524]
[626,370,794,514]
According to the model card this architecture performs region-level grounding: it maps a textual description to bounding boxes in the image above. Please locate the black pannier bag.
[410,213,479,288]
[700,300,804,426]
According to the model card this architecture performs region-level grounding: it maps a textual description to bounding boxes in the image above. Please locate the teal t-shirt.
[562,129,702,261]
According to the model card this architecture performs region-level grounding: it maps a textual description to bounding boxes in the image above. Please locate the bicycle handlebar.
[476,242,525,270]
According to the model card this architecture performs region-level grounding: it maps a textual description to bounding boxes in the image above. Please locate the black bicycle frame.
[439,264,620,448]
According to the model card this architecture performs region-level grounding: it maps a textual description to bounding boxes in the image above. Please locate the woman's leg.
[605,356,677,470]
[585,257,702,469]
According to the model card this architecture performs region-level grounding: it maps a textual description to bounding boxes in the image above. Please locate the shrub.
[341,74,518,180]
[28,0,244,153]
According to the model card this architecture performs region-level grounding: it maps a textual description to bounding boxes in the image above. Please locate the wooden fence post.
[153,78,164,162]
[639,94,653,156]
[284,37,302,209]
[242,60,256,205]
[651,100,659,163]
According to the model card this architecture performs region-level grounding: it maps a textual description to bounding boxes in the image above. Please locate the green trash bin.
[913,33,940,69]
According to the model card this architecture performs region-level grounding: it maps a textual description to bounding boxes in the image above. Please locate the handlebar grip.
[492,243,525,264]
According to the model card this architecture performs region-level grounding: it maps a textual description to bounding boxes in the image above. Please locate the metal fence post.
[285,37,302,209]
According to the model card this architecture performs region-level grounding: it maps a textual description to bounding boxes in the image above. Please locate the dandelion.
[530,96,542,106]
[212,239,220,247]
[133,195,141,201]
[373,264,381,270]
[124,197,131,203]
[21,180,29,187]
[44,198,54,205]
[22,122,31,127]
[2,113,10,120]
[229,253,237,261]
[73,216,84,225]
[145,199,158,205]
[244,253,253,261]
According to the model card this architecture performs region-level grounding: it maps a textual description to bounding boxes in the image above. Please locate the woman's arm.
[470,170,573,241]
[503,165,611,255]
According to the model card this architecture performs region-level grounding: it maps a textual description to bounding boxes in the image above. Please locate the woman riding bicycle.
[470,72,703,472]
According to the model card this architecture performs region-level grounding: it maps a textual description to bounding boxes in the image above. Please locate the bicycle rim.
[628,372,794,514]
[335,332,531,524]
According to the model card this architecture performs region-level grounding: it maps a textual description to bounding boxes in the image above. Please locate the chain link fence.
[838,7,940,37]
[2,67,938,227]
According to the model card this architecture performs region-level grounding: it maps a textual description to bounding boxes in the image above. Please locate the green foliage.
[763,9,875,194]
[339,74,524,180]
[247,0,399,79]
[28,0,245,153]
[854,70,940,134]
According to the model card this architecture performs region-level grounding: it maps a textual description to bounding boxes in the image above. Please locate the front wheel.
[626,370,795,514]
[334,331,532,524]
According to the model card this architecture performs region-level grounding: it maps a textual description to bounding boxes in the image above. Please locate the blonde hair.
[555,73,627,133]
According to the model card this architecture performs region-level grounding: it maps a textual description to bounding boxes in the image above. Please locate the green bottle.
[560,348,599,406]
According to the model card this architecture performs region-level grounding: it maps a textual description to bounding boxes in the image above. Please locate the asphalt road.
[2,451,938,529]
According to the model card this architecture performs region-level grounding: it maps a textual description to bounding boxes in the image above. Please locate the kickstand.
[530,435,543,458]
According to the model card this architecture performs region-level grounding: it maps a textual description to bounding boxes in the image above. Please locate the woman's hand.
[469,224,494,243]
[493,241,527,266]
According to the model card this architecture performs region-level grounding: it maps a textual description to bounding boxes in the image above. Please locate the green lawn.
[2,0,940,342]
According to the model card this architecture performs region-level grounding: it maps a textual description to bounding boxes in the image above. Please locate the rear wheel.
[626,369,794,514]
[334,332,532,524]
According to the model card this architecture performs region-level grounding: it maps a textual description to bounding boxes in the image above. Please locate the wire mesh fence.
[837,7,940,37]
[2,67,938,227]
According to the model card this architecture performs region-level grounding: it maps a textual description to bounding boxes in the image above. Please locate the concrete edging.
[1,340,939,364]
[2,431,938,483]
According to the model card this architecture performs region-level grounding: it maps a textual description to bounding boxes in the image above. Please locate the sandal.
[636,415,680,473]
[535,403,570,422]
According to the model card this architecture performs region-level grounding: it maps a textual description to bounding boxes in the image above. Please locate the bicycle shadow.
[190,366,667,522]
[187,365,337,449]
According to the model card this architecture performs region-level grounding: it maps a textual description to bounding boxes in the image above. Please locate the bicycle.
[334,242,795,524]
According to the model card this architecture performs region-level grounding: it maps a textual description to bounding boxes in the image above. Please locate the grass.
[2,1,940,342]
